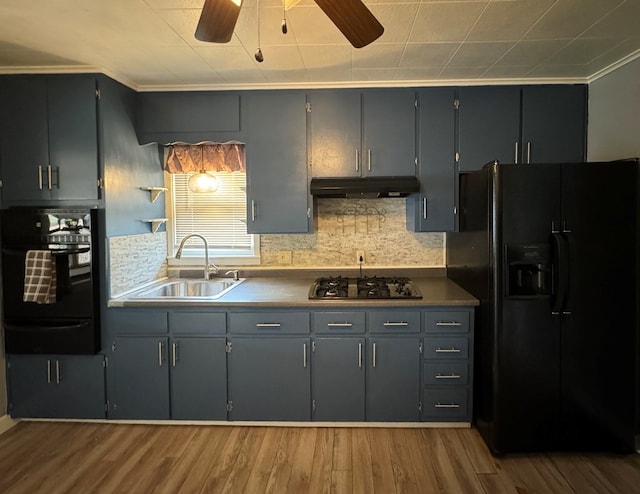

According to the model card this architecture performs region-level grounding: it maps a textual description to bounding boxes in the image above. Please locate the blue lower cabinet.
[366,336,421,421]
[7,354,106,419]
[312,337,365,421]
[170,337,227,420]
[227,337,311,421]
[110,336,170,419]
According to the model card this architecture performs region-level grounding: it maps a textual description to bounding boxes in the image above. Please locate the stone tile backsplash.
[260,198,444,268]
[108,198,444,295]
[109,232,168,297]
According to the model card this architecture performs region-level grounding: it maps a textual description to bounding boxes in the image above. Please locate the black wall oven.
[1,207,102,354]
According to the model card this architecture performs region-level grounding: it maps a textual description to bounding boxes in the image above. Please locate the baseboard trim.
[0,415,19,435]
[17,418,471,428]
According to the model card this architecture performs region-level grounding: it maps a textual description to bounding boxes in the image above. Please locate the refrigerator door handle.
[551,232,569,314]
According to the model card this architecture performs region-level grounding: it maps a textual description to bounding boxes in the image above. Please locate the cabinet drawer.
[368,311,420,333]
[229,312,310,334]
[313,312,365,334]
[423,337,469,359]
[422,388,469,421]
[169,311,226,335]
[424,311,470,333]
[423,361,469,386]
[106,309,168,335]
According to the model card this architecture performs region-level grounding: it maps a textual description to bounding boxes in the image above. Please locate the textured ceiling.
[0,0,638,91]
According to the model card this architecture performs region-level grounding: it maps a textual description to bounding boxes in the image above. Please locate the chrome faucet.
[175,234,219,280]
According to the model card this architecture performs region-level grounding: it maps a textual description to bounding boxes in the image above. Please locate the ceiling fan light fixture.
[188,170,219,193]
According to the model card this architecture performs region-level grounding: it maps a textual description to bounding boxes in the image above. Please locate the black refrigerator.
[447,159,639,454]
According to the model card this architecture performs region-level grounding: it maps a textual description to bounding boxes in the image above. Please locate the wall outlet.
[277,251,293,264]
[356,250,366,264]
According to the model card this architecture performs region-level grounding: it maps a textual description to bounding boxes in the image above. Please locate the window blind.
[171,172,252,255]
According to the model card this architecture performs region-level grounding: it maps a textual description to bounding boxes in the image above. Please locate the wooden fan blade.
[195,0,242,43]
[314,0,384,48]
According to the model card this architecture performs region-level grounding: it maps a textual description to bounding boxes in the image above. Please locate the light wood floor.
[1,422,639,493]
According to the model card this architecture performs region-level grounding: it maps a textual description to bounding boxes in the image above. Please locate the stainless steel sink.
[134,278,244,300]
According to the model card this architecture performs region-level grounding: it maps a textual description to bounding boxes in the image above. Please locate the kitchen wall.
[588,55,640,161]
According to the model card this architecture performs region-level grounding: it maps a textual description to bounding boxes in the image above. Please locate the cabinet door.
[309,90,361,177]
[170,337,227,420]
[111,337,170,419]
[367,337,421,421]
[362,89,416,176]
[244,91,310,233]
[7,354,105,419]
[0,76,50,202]
[47,75,99,200]
[312,337,365,421]
[228,337,310,421]
[7,355,55,418]
[521,85,586,164]
[457,86,521,171]
[408,87,456,232]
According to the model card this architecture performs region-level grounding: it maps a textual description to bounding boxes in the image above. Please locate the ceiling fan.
[195,0,384,49]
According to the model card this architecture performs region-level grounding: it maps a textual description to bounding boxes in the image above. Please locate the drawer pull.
[435,374,461,380]
[256,323,281,328]
[383,321,409,327]
[435,321,462,327]
[435,403,461,409]
[327,323,353,328]
[435,348,461,353]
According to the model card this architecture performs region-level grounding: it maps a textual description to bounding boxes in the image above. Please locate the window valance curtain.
[165,142,246,174]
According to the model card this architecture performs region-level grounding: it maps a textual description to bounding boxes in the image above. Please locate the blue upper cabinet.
[457,84,587,172]
[408,87,457,232]
[136,91,242,145]
[308,89,417,177]
[243,91,311,234]
[457,85,521,172]
[0,74,100,205]
[520,85,586,164]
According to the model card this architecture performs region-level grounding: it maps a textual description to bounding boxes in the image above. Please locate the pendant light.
[187,146,219,193]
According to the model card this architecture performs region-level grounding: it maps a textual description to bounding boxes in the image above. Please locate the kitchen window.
[164,143,259,266]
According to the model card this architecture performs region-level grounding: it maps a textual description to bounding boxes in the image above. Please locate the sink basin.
[135,278,244,300]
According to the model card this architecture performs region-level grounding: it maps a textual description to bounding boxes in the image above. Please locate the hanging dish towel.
[23,250,57,304]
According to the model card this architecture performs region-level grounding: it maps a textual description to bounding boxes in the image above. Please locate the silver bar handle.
[423,197,427,219]
[383,321,409,327]
[435,374,461,380]
[55,360,60,384]
[47,359,51,383]
[435,321,462,327]
[358,342,363,368]
[514,141,519,164]
[355,149,359,172]
[367,148,371,172]
[435,348,461,353]
[372,342,377,368]
[172,342,177,367]
[303,343,307,368]
[251,200,256,222]
[527,141,531,164]
[158,341,163,367]
[38,165,44,190]
[47,165,53,190]
[435,403,461,409]
[327,322,353,328]
[256,323,281,328]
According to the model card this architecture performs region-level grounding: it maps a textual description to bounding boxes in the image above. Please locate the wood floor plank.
[418,428,468,493]
[263,427,300,494]
[589,454,640,494]
[308,427,336,494]
[331,470,353,494]
[498,455,576,494]
[333,428,352,471]
[437,428,487,493]
[455,427,498,474]
[388,428,421,494]
[351,428,375,494]
[285,427,317,493]
[241,427,281,494]
[367,428,398,494]
[219,426,267,494]
[200,426,253,493]
[549,454,619,494]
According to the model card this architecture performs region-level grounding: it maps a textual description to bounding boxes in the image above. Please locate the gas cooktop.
[309,276,422,300]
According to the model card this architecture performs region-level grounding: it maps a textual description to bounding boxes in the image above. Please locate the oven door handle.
[4,321,91,332]
[2,247,90,256]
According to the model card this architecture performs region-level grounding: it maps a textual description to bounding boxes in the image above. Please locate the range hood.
[310,176,420,198]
